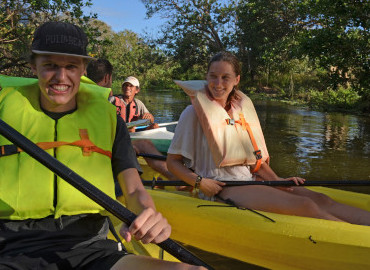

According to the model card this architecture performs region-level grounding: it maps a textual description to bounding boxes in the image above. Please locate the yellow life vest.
[175,80,269,170]
[0,75,117,220]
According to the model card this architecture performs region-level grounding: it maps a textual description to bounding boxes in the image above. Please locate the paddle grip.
[0,119,213,269]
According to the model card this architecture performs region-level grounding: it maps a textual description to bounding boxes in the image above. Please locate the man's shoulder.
[133,98,147,108]
[133,98,144,104]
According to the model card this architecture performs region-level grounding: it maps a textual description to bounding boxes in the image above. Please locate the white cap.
[123,76,140,87]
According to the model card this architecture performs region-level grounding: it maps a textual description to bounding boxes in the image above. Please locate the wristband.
[194,174,202,189]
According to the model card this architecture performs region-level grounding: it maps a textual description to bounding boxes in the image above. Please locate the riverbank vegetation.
[1,0,369,113]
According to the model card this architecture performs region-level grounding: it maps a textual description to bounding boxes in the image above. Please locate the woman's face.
[206,60,240,107]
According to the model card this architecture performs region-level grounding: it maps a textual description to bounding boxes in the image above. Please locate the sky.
[83,0,165,36]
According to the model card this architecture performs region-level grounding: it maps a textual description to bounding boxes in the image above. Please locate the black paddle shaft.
[0,119,213,269]
[137,153,167,161]
[142,179,370,187]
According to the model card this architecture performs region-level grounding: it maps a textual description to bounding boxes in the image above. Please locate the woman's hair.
[207,51,241,107]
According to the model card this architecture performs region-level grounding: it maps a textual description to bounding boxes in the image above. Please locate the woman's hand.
[276,176,306,192]
[119,207,171,244]
[199,178,225,197]
[284,176,305,186]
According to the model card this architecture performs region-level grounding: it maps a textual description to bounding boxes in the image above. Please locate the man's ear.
[103,74,110,84]
[81,67,86,77]
[135,87,140,94]
[30,64,37,75]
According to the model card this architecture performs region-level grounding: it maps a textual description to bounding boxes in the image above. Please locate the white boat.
[129,124,175,153]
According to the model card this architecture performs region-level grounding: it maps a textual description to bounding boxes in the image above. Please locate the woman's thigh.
[218,185,319,216]
[289,187,334,207]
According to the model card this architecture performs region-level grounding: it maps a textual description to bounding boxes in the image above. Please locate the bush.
[308,87,361,111]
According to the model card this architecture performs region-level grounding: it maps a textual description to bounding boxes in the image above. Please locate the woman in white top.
[167,51,370,225]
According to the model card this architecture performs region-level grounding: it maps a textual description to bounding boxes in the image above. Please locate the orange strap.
[13,129,112,159]
[226,113,262,173]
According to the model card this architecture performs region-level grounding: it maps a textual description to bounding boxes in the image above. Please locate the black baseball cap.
[31,21,93,59]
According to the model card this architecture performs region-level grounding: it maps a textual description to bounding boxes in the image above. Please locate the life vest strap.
[0,129,112,159]
[226,114,262,172]
[0,145,19,157]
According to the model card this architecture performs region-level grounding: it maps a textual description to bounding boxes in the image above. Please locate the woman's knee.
[292,197,322,217]
[309,192,335,208]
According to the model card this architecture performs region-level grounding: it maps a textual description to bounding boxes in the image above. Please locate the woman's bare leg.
[218,185,344,221]
[133,140,176,180]
[289,187,370,225]
[133,140,189,190]
[111,254,206,270]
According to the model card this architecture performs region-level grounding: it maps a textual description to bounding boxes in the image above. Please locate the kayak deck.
[134,127,370,269]
[147,187,370,270]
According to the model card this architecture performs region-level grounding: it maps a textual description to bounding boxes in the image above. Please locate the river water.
[139,88,370,269]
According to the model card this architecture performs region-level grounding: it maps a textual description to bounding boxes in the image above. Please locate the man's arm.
[117,168,155,213]
[117,168,171,244]
[135,99,154,123]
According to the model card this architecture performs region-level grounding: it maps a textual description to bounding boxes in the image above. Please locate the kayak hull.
[147,187,370,270]
[135,127,370,269]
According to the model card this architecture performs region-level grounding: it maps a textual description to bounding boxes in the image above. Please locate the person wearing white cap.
[0,21,204,270]
[118,76,155,125]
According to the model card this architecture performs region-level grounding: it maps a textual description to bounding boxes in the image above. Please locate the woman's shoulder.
[180,105,197,119]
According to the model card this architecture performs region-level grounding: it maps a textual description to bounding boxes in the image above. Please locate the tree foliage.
[142,0,237,78]
[236,0,305,82]
[105,30,172,91]
[142,0,368,95]
[297,0,369,94]
[2,0,369,111]
[0,0,99,76]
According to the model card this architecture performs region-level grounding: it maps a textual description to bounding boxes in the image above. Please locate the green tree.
[86,19,114,58]
[142,0,236,78]
[297,0,369,95]
[0,0,99,76]
[106,30,171,91]
[236,0,305,85]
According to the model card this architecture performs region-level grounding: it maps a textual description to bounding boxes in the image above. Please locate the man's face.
[122,82,139,100]
[31,54,86,112]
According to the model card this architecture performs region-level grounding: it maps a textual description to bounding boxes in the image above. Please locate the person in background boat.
[112,76,156,131]
[0,21,203,270]
[86,60,184,189]
[167,51,370,225]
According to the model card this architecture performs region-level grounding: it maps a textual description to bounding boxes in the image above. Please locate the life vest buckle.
[226,118,235,125]
[254,150,262,160]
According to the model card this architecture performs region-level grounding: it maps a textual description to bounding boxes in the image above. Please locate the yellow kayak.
[107,213,179,262]
[133,131,370,269]
[146,187,370,270]
[137,157,370,269]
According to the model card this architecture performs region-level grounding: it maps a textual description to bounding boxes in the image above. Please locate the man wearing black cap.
[0,21,202,270]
